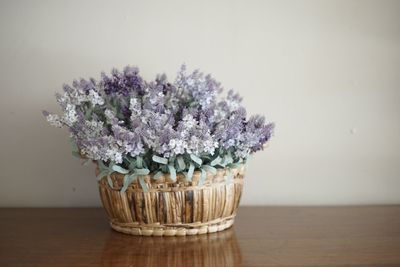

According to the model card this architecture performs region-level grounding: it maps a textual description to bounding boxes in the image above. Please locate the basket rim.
[96,163,246,187]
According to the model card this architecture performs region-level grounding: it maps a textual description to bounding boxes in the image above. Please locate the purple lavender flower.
[44,64,274,175]
[101,66,144,96]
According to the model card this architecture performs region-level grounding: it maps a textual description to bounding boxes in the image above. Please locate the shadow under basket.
[97,165,245,236]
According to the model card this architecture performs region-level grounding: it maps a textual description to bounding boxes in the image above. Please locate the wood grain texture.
[1,206,400,267]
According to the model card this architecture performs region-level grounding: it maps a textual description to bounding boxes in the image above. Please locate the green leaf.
[134,168,150,175]
[107,175,114,188]
[210,156,221,166]
[161,165,168,173]
[84,103,93,119]
[202,165,217,175]
[112,165,129,174]
[219,154,232,167]
[168,155,176,164]
[85,108,92,119]
[187,162,195,181]
[72,151,81,158]
[190,154,202,166]
[96,170,109,181]
[98,160,107,171]
[121,174,137,193]
[168,164,177,182]
[199,168,206,186]
[153,171,164,180]
[224,153,233,165]
[152,155,168,165]
[177,156,186,170]
[228,162,242,169]
[136,156,143,168]
[139,176,149,192]
[125,157,133,164]
[69,137,78,151]
[129,160,136,170]
[121,175,129,193]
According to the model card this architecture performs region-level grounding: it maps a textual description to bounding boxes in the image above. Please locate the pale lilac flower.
[88,90,104,106]
[43,111,63,128]
[44,64,274,173]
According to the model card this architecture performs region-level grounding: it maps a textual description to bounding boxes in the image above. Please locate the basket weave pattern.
[98,166,245,236]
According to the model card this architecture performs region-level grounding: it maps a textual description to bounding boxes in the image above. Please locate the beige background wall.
[0,0,399,207]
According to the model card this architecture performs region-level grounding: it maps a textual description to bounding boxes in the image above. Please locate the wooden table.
[1,206,399,267]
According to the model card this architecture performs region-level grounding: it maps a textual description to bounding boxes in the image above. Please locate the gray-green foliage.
[94,149,247,192]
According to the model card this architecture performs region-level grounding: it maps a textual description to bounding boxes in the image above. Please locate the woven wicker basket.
[97,165,245,236]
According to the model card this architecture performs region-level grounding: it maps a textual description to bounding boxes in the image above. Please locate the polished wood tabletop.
[1,206,400,267]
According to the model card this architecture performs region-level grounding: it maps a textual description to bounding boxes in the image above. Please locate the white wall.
[0,0,399,207]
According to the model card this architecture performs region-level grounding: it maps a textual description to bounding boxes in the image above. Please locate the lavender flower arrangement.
[44,65,274,192]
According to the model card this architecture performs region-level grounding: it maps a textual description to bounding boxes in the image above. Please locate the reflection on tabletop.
[101,227,242,267]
